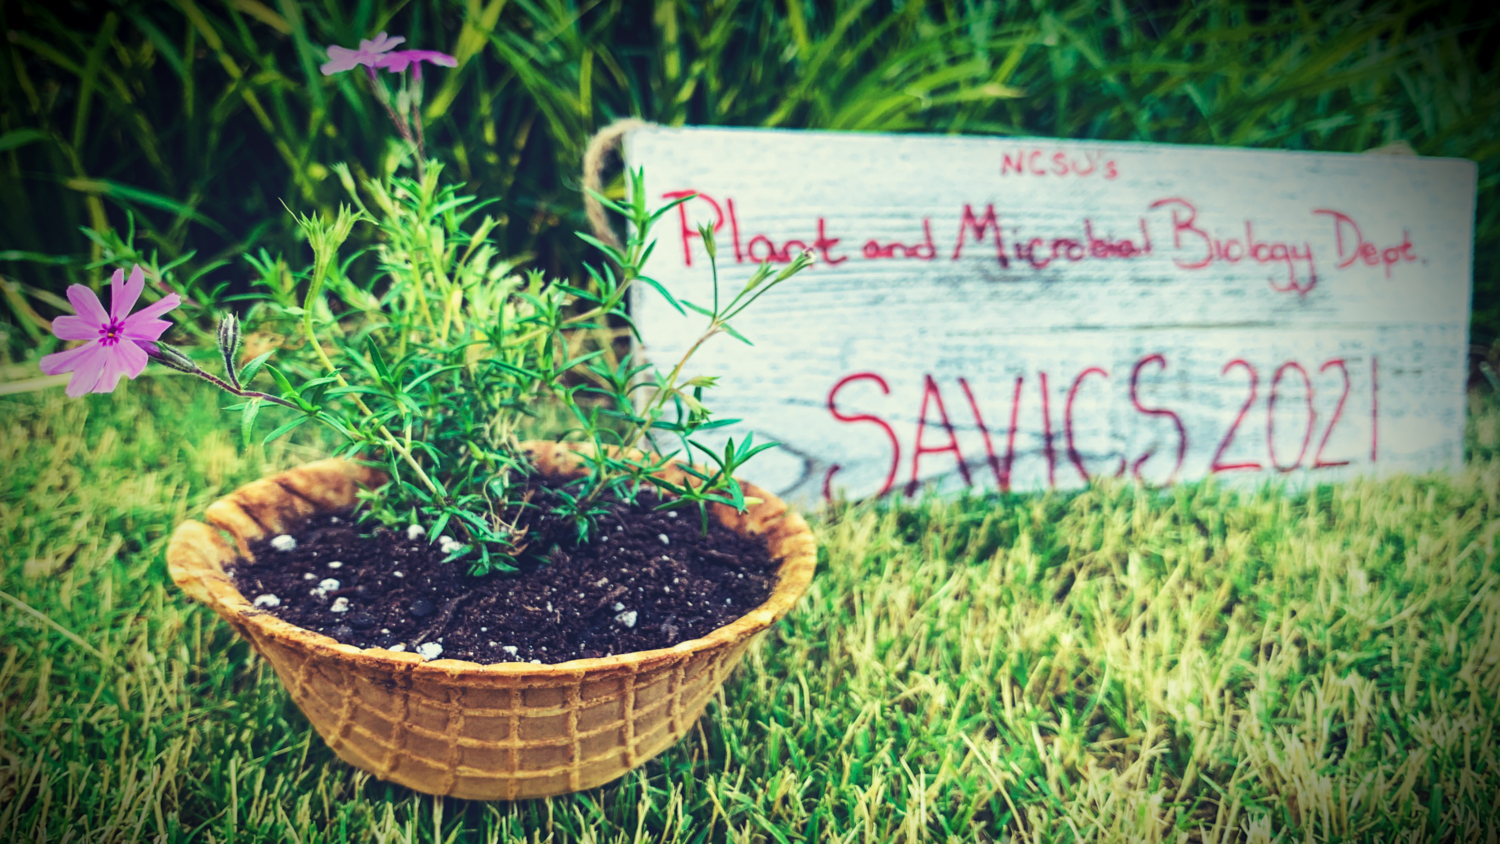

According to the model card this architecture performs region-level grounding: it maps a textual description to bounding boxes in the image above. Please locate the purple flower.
[320,32,406,75]
[40,265,182,397]
[375,50,457,74]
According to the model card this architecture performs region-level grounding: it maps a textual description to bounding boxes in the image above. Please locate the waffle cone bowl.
[165,442,816,800]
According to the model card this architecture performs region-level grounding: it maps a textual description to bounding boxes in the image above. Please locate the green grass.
[2,0,1498,355]
[3,377,1499,842]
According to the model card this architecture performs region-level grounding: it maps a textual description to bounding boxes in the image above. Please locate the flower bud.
[218,313,242,386]
[365,66,392,105]
[775,249,815,283]
[142,341,200,374]
[697,223,717,261]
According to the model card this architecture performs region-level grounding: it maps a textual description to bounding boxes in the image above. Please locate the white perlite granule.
[502,645,518,656]
[658,534,670,546]
[392,571,403,578]
[269,534,297,552]
[318,578,340,591]
[330,597,350,613]
[253,594,281,608]
[615,610,638,628]
[406,524,425,540]
[612,601,625,612]
[303,573,318,581]
[416,642,443,660]
[327,561,343,569]
[388,643,406,652]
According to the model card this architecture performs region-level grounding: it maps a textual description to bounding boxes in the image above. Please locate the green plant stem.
[301,271,446,505]
[620,326,720,454]
[508,291,632,351]
[415,225,455,342]
[408,262,440,337]
[189,369,300,411]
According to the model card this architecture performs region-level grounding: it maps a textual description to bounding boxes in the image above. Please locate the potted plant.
[38,34,817,800]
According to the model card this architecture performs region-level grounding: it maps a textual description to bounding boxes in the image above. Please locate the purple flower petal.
[65,283,108,326]
[115,333,150,379]
[376,49,457,73]
[376,53,412,72]
[323,33,406,74]
[46,264,179,395]
[110,264,145,322]
[360,32,405,53]
[320,46,363,75]
[40,342,100,376]
[124,293,182,336]
[91,353,128,396]
[63,349,109,397]
[50,314,97,341]
[122,318,174,342]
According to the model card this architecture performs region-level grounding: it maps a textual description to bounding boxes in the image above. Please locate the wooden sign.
[622,127,1477,504]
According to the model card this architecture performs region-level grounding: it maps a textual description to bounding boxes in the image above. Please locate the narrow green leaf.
[240,397,262,447]
[63,177,228,236]
[721,323,754,345]
[261,414,311,445]
[367,337,391,383]
[238,351,274,386]
[0,129,52,154]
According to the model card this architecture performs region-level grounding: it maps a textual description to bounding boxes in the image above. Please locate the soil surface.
[228,483,781,665]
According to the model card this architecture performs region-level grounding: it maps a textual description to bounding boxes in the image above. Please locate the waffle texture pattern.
[166,442,817,800]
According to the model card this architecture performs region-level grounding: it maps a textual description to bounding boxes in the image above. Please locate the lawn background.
[3,364,1500,842]
[4,0,1500,841]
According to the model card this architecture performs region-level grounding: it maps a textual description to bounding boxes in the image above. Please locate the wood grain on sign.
[621,126,1477,505]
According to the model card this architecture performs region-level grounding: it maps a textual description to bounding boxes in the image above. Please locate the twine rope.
[582,118,654,250]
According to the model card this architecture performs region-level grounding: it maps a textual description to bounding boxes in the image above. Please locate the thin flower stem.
[507,284,635,349]
[573,323,722,514]
[190,369,301,410]
[411,69,427,180]
[366,67,404,136]
[505,232,645,348]
[620,326,720,454]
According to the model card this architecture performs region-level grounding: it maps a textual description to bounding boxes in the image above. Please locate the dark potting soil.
[227,482,781,665]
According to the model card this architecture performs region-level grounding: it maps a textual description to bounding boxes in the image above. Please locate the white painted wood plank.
[622,127,1476,504]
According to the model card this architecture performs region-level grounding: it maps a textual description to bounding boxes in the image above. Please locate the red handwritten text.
[1149,197,1319,297]
[1001,148,1119,180]
[1313,209,1418,278]
[821,354,1379,501]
